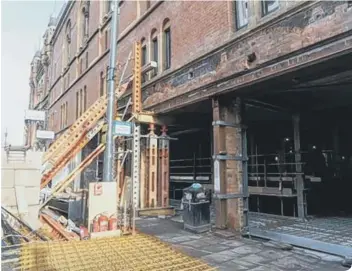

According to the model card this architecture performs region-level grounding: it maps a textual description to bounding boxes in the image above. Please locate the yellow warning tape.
[19,234,216,271]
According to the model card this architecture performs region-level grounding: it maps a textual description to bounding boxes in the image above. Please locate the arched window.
[162,18,171,70]
[151,28,158,77]
[83,86,87,112]
[79,88,83,116]
[106,0,112,14]
[85,51,89,69]
[81,2,90,45]
[100,71,104,96]
[65,20,71,64]
[76,91,79,119]
[141,37,147,83]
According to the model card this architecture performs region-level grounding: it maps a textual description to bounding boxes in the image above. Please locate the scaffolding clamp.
[212,121,247,129]
[213,154,248,161]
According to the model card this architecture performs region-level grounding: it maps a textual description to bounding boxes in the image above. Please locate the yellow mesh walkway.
[19,233,216,271]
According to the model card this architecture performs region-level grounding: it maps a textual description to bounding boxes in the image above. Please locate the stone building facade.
[28,0,352,230]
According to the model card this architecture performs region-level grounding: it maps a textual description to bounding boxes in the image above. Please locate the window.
[100,71,104,96]
[82,2,90,45]
[151,29,158,77]
[163,19,171,70]
[64,102,68,127]
[164,28,171,70]
[79,58,82,74]
[106,0,112,14]
[79,89,83,116]
[146,0,151,9]
[83,86,87,112]
[85,52,89,69]
[141,38,147,83]
[142,45,147,66]
[262,0,279,16]
[76,91,79,119]
[105,30,108,50]
[235,0,248,29]
[65,20,72,65]
[60,102,67,129]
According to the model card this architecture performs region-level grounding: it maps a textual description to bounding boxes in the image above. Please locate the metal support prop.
[140,141,147,209]
[293,113,305,218]
[132,42,142,114]
[147,124,158,207]
[159,126,170,207]
[103,0,120,182]
[132,124,141,208]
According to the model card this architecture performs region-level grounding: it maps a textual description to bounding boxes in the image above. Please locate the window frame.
[85,52,89,69]
[235,0,249,29]
[76,91,79,119]
[262,0,279,17]
[164,27,171,70]
[152,36,158,77]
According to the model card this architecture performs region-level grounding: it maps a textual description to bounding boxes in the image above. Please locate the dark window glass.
[164,28,171,70]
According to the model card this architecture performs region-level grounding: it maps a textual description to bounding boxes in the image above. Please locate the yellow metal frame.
[19,234,216,271]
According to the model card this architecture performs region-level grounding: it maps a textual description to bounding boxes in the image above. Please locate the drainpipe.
[103,0,120,182]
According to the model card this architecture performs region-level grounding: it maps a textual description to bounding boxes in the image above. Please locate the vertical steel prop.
[146,123,158,207]
[159,125,170,207]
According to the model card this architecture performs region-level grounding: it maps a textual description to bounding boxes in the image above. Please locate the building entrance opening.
[245,52,352,257]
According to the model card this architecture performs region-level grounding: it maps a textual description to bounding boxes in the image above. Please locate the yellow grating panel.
[19,234,216,271]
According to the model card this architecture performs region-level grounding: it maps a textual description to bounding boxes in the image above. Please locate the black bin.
[182,184,211,233]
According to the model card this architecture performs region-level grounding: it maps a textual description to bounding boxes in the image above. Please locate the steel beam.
[292,113,305,218]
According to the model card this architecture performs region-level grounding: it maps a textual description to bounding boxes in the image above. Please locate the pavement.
[136,217,349,271]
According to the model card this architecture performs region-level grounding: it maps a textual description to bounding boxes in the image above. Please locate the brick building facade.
[28,0,352,231]
[28,1,352,133]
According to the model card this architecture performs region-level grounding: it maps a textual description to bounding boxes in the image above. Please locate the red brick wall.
[46,1,352,134]
[138,1,352,112]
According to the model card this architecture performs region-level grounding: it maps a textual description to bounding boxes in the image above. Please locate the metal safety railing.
[169,155,212,200]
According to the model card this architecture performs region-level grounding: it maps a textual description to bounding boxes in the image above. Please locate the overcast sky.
[1,0,64,146]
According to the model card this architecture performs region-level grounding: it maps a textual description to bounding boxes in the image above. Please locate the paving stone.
[262,241,293,251]
[257,249,291,260]
[248,265,284,271]
[202,250,238,264]
[221,240,246,247]
[182,240,208,248]
[232,246,262,255]
[271,256,316,270]
[214,229,237,239]
[172,245,211,258]
[230,258,257,269]
[240,254,270,264]
[293,254,320,264]
[202,245,231,253]
[168,236,195,243]
[201,237,224,245]
[217,260,250,270]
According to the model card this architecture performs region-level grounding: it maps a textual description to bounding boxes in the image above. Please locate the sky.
[1,0,64,146]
